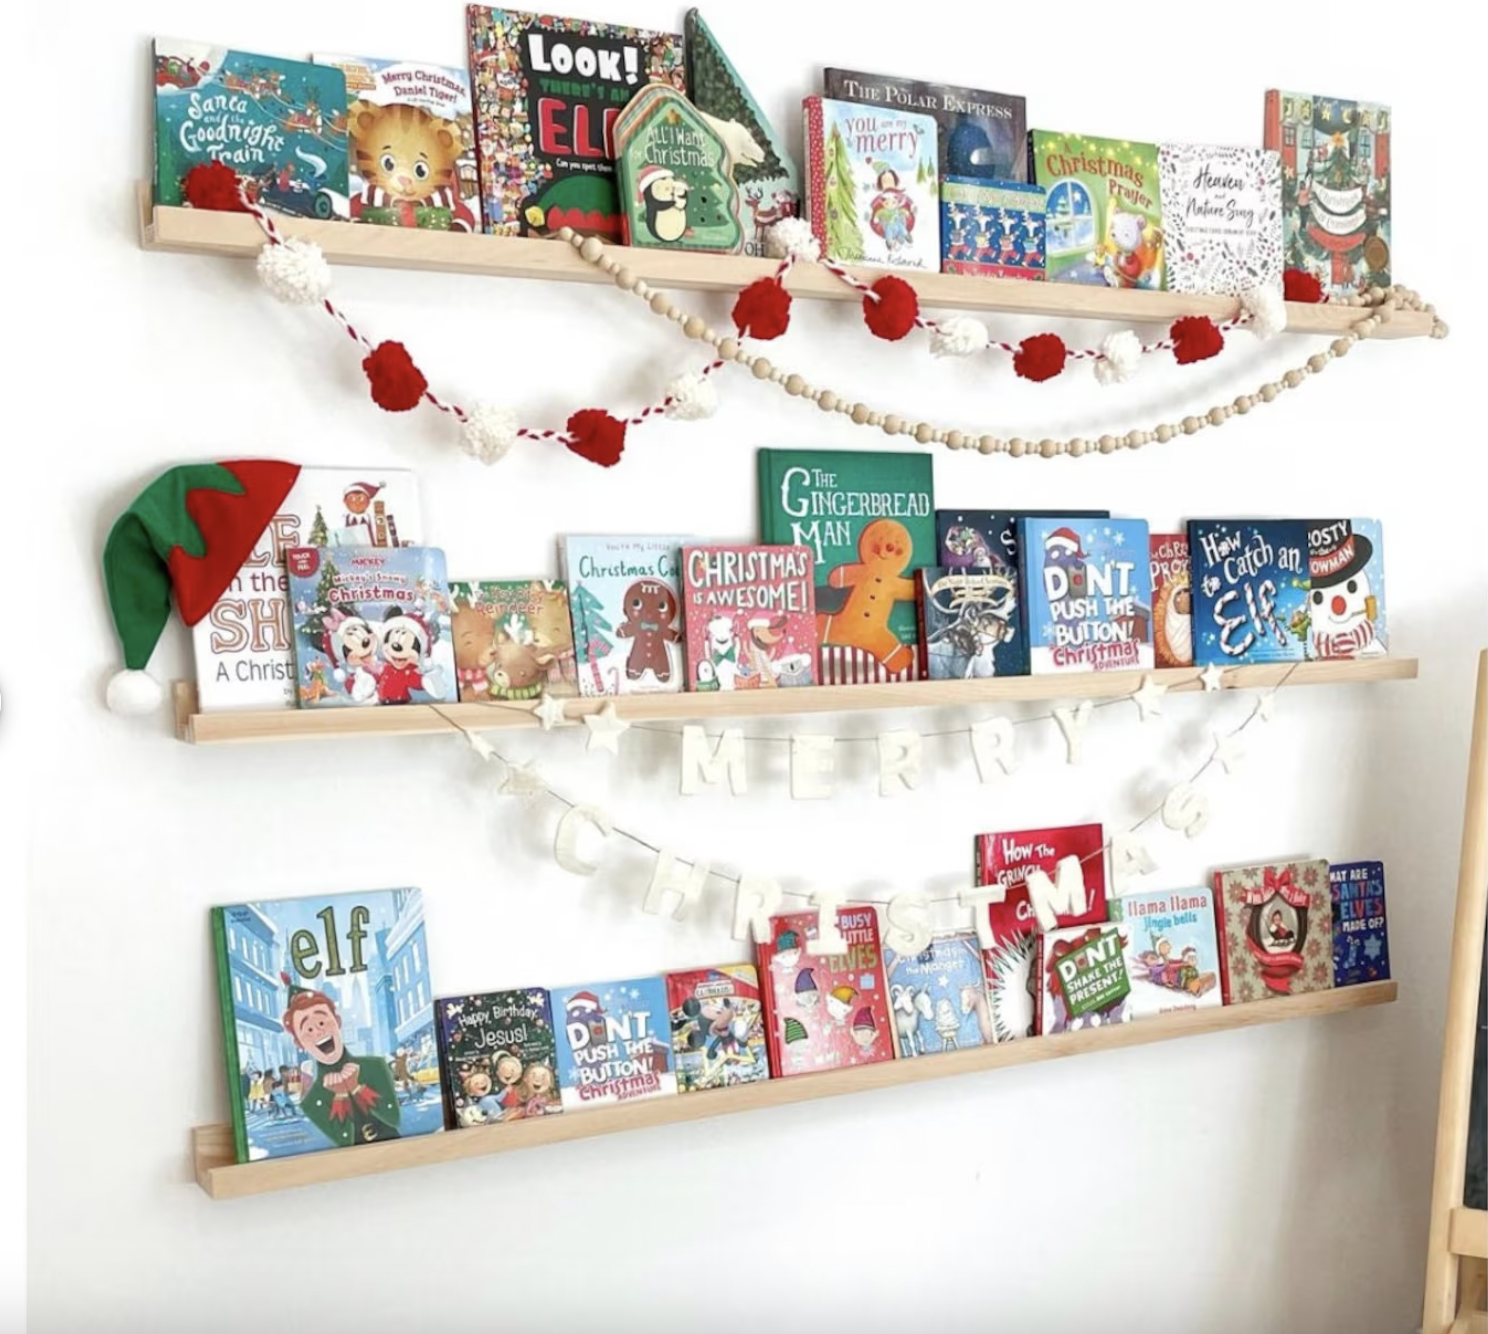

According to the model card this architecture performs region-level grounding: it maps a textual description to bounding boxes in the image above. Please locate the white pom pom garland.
[459,402,519,465]
[106,669,163,716]
[929,316,990,358]
[1240,285,1287,340]
[664,372,718,421]
[764,217,820,263]
[1094,330,1143,386]
[256,238,332,306]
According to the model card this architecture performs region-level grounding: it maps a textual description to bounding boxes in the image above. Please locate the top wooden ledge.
[137,187,1432,338]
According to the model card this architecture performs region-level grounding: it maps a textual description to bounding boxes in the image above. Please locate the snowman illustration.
[1307,529,1385,659]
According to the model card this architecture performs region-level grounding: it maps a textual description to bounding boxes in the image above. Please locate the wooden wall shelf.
[138,190,1435,338]
[192,980,1395,1199]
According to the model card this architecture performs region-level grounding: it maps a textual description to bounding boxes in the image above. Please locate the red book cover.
[680,545,817,691]
[1150,533,1193,668]
[1213,858,1334,1004]
[802,96,828,260]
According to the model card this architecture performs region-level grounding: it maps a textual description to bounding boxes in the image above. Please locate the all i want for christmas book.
[552,977,677,1109]
[681,545,817,691]
[883,931,991,1057]
[665,965,770,1091]
[434,988,562,1127]
[449,579,577,702]
[1108,887,1224,1019]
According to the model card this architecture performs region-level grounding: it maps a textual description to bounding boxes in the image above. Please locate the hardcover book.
[192,470,422,711]
[665,965,770,1091]
[1214,858,1334,1003]
[1330,860,1390,986]
[757,909,894,1076]
[211,888,442,1163]
[1303,519,1387,660]
[1031,130,1163,288]
[802,96,940,271]
[449,579,577,702]
[1017,517,1154,673]
[941,178,1045,279]
[552,976,677,1109]
[1108,887,1224,1019]
[681,545,817,691]
[1150,533,1194,668]
[466,7,684,239]
[286,545,454,708]
[154,39,350,219]
[1036,923,1132,1035]
[758,450,934,684]
[1265,90,1391,297]
[917,568,1018,680]
[434,988,562,1127]
[1188,520,1310,666]
[883,930,992,1057]
[1157,144,1282,295]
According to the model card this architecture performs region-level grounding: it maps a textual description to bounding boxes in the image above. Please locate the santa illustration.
[1042,527,1089,601]
[1307,527,1385,659]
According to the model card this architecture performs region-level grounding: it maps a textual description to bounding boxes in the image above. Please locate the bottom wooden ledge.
[191,980,1395,1199]
[1452,1208,1488,1261]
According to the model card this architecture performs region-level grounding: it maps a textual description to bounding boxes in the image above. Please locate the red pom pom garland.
[1169,316,1226,366]
[732,278,792,341]
[182,161,249,213]
[565,409,627,468]
[1013,333,1068,383]
[863,276,921,341]
[362,341,429,412]
[1282,268,1325,304]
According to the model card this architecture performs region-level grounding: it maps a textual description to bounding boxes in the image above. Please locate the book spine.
[433,1006,458,1130]
[803,97,828,259]
[210,909,250,1165]
[755,942,785,1078]
[1034,933,1047,1035]
[1262,89,1282,152]
[915,577,929,680]
[1212,872,1234,1005]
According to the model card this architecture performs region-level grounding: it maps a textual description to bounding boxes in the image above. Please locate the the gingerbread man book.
[1188,520,1310,666]
[1213,859,1334,1004]
[1108,887,1224,1019]
[681,545,817,691]
[434,988,563,1128]
[1303,519,1388,660]
[551,977,678,1109]
[665,965,770,1092]
[448,579,578,702]
[1329,861,1390,987]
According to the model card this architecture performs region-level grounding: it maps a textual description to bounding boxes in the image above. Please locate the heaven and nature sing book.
[1303,519,1388,660]
[1036,923,1132,1035]
[434,988,562,1127]
[1150,533,1194,668]
[681,545,817,691]
[1156,144,1282,295]
[1330,860,1390,986]
[449,579,577,702]
[1213,858,1334,1004]
[286,545,454,708]
[941,178,1046,279]
[211,888,442,1163]
[665,965,770,1092]
[1188,520,1310,666]
[1108,887,1224,1019]
[552,976,678,1109]
[883,930,991,1057]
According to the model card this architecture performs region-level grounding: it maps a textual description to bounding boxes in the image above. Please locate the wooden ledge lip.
[1451,1207,1488,1260]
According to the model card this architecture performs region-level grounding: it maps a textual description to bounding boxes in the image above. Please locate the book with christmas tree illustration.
[552,976,677,1109]
[1157,143,1282,295]
[883,930,991,1057]
[448,579,577,702]
[1330,860,1390,987]
[211,888,442,1163]
[681,544,817,691]
[1213,858,1334,1004]
[665,964,770,1092]
[1150,533,1193,668]
[1188,520,1310,666]
[1108,887,1224,1019]
[1302,518,1387,661]
[434,988,563,1127]
[1035,923,1132,1035]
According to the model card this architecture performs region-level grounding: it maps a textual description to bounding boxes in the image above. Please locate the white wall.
[23,3,1488,1331]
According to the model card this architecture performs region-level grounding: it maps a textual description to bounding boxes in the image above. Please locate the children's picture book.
[757,909,894,1076]
[154,39,350,219]
[1330,860,1390,986]
[681,545,817,690]
[449,579,577,702]
[665,965,770,1091]
[1150,533,1193,668]
[1303,519,1387,660]
[314,53,479,231]
[1214,858,1334,1004]
[1265,90,1391,297]
[1031,130,1163,288]
[559,535,691,696]
[802,96,939,271]
[286,546,454,708]
[683,9,800,259]
[434,988,562,1127]
[1157,144,1282,295]
[1036,923,1132,1035]
[552,976,677,1109]
[466,7,684,238]
[211,888,441,1163]
[758,450,934,684]
[917,568,1018,681]
[941,178,1045,279]
[1188,520,1310,666]
[1109,887,1224,1019]
[192,471,422,712]
[883,930,992,1057]
[1018,517,1154,673]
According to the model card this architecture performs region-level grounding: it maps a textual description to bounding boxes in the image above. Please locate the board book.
[940,178,1045,279]
[917,568,1019,681]
[211,888,442,1163]
[1188,520,1310,666]
[434,988,562,1127]
[552,976,677,1109]
[1150,533,1193,668]
[449,579,577,702]
[883,930,991,1057]
[665,965,770,1091]
[1303,518,1387,660]
[681,544,816,691]
[1157,144,1282,295]
[1330,860,1390,986]
[1109,887,1224,1019]
[1036,923,1132,1035]
[1214,858,1334,1004]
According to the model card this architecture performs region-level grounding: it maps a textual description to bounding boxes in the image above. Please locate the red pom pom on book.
[863,276,919,341]
[1170,315,1225,365]
[566,409,627,468]
[1012,333,1067,382]
[1282,268,1325,304]
[362,341,428,413]
[182,161,248,213]
[732,278,792,340]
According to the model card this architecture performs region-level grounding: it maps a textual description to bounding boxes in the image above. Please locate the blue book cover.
[1108,887,1224,1019]
[1188,520,1310,666]
[1017,517,1153,673]
[286,545,454,707]
[1330,861,1390,986]
[1304,518,1388,660]
[211,888,442,1163]
[941,177,1046,278]
[884,931,992,1057]
[553,977,678,1110]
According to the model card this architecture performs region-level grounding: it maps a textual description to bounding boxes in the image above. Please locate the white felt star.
[584,701,631,754]
[1212,729,1246,775]
[534,692,568,731]
[1130,673,1167,721]
[499,761,547,797]
[1199,663,1225,693]
[1255,692,1276,722]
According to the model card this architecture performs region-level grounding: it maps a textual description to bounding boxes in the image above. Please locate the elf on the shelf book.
[665,965,770,1092]
[434,988,563,1127]
[1188,520,1310,666]
[1330,860,1390,987]
[680,545,817,691]
[883,930,991,1057]
[1213,858,1334,1003]
[551,976,677,1110]
[1108,887,1224,1019]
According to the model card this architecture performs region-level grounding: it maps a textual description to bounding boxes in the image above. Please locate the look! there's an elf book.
[552,976,677,1109]
[211,888,443,1163]
[1188,520,1310,666]
[434,988,562,1127]
[1213,858,1334,1004]
[1036,923,1132,1035]
[665,965,770,1091]
[883,930,991,1057]
[1108,887,1224,1019]
[681,545,817,691]
[1330,860,1389,986]
[449,579,577,702]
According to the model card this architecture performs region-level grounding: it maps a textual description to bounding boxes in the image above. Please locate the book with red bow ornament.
[1213,859,1334,1004]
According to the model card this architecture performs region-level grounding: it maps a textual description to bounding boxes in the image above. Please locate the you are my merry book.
[434,988,562,1126]
[681,545,817,691]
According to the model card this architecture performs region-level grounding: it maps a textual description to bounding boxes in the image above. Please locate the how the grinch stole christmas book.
[449,579,577,702]
[1108,887,1224,1019]
[1150,533,1193,669]
[1303,518,1388,661]
[756,910,894,1077]
[681,545,817,691]
[1036,923,1132,1035]
[211,888,443,1163]
[1156,143,1282,296]
[1330,860,1390,987]
[434,988,562,1128]
[883,931,991,1057]
[1188,520,1310,666]
[552,976,677,1109]
[1213,859,1334,1004]
[665,965,770,1092]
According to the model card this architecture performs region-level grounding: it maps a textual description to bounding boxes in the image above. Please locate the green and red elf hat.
[103,460,300,714]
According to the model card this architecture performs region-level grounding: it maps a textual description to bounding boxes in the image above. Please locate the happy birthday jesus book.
[434,988,562,1127]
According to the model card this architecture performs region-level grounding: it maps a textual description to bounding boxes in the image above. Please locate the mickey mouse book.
[552,976,677,1109]
[665,965,770,1091]
[1188,520,1310,666]
[1108,887,1224,1019]
[1150,533,1194,668]
[449,579,577,702]
[1330,860,1390,986]
[883,930,991,1057]
[1213,859,1334,1004]
[435,988,563,1127]
[1035,923,1132,1035]
[681,545,817,691]
[1303,519,1387,660]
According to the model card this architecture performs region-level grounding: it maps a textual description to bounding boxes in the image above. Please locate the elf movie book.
[681,545,817,691]
[1109,887,1224,1019]
[665,965,770,1091]
[552,976,677,1109]
[1214,858,1334,1004]
[434,988,562,1127]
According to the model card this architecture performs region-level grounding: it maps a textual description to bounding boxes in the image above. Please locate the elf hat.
[103,460,301,714]
[794,967,818,994]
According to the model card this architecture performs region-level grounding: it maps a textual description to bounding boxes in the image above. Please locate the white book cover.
[1109,887,1224,1019]
[1157,143,1282,296]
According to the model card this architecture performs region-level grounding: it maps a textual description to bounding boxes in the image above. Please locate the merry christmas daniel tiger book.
[1213,858,1334,1004]
[1036,923,1132,1035]
[1303,518,1387,661]
[434,988,562,1127]
[681,544,817,691]
[449,579,577,702]
[1150,533,1193,669]
[1156,143,1282,296]
[1187,520,1310,667]
[883,930,992,1057]
[1108,887,1224,1019]
[665,965,770,1092]
[552,976,677,1109]
[1330,860,1390,987]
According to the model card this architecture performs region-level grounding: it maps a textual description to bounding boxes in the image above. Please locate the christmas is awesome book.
[681,544,817,691]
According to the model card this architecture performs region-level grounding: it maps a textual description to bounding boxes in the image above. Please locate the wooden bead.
[614,267,637,291]
[1233,396,1252,415]
[1155,424,1174,442]
[717,337,740,360]
[1039,438,1059,458]
[978,435,998,455]
[1283,369,1303,388]
[770,366,787,382]
[1098,434,1117,454]
[1182,416,1200,435]
[1331,338,1352,357]
[882,413,902,435]
[600,255,619,273]
[1259,383,1278,402]
[1008,438,1026,457]
[1125,431,1144,448]
[867,411,884,427]
[818,390,838,412]
[751,357,774,380]
[683,316,707,339]
[1208,407,1226,426]
[946,429,965,450]
[785,374,806,396]
[555,226,576,243]
[915,423,935,444]
[579,237,605,263]
[633,280,652,300]
[1069,438,1087,458]
[650,292,672,316]
[1307,353,1330,373]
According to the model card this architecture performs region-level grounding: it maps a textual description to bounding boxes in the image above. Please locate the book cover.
[1214,859,1334,1003]
[286,545,454,708]
[1031,130,1163,288]
[681,545,817,691]
[211,888,441,1163]
[449,579,577,702]
[192,471,423,712]
[1150,533,1194,668]
[917,568,1018,681]
[941,177,1045,279]
[1157,144,1282,295]
[1036,923,1132,1035]
[757,909,894,1076]
[883,930,992,1057]
[665,965,770,1091]
[802,96,940,271]
[434,988,562,1127]
[1265,90,1391,297]
[1108,887,1224,1019]
[155,39,350,219]
[552,976,677,1109]
[1330,860,1390,986]
[758,450,934,684]
[1018,517,1154,673]
[559,535,690,696]
[466,7,684,238]
[1303,518,1388,660]
[684,9,801,259]
[1188,520,1310,666]
[314,53,479,231]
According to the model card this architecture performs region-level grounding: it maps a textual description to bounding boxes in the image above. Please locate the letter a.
[1161,783,1210,839]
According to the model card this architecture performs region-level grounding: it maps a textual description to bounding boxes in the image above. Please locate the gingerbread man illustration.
[615,579,681,683]
[821,519,916,673]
